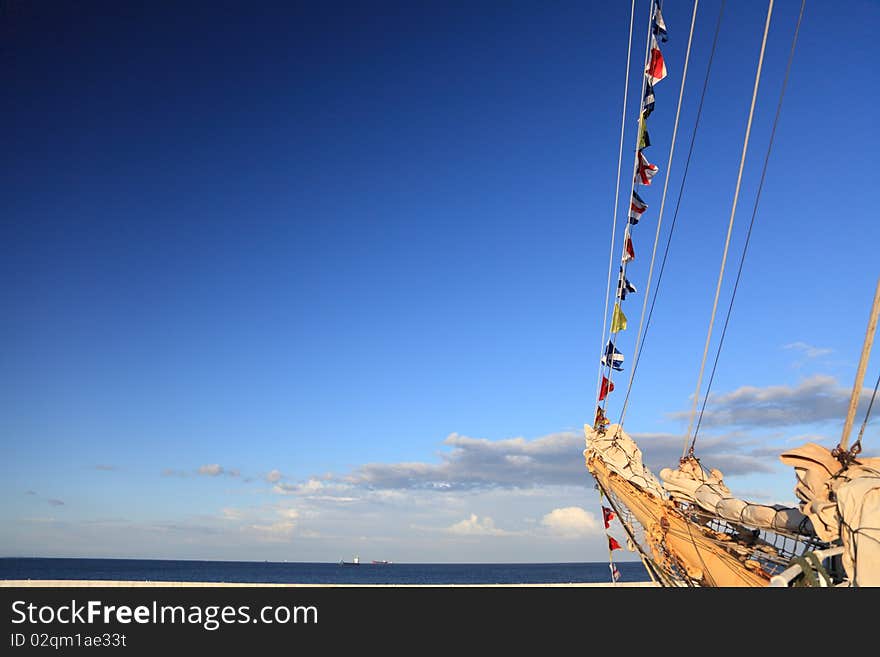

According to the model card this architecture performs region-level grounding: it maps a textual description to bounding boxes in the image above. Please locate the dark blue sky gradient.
[3,1,878,561]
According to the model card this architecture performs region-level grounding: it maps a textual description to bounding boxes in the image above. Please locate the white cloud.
[248,520,296,539]
[447,514,510,536]
[247,508,300,541]
[266,469,282,483]
[367,489,408,503]
[273,478,328,494]
[221,508,244,520]
[197,464,240,477]
[540,507,599,537]
[782,433,830,445]
[299,479,325,493]
[783,342,833,358]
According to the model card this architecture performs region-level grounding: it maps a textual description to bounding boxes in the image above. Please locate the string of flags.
[594,4,668,579]
[595,0,669,431]
[603,504,622,582]
[610,561,621,583]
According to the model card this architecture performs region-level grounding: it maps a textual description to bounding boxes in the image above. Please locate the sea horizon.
[1,555,645,564]
[0,557,649,585]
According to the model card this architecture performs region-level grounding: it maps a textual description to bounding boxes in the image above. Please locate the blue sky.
[3,0,878,563]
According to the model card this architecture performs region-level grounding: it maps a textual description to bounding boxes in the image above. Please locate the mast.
[838,274,880,452]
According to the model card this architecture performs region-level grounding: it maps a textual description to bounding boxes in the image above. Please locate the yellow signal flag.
[611,303,628,333]
[638,114,651,149]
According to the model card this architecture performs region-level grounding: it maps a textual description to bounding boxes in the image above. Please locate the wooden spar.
[839,275,880,452]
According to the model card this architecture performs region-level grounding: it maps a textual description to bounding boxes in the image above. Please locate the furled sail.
[659,457,812,535]
[585,424,666,499]
[780,443,880,586]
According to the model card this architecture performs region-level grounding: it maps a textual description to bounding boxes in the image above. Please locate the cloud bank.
[668,374,869,429]
[109,374,876,562]
[346,432,588,491]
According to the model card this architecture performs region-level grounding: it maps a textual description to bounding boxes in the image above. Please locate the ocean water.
[0,558,649,585]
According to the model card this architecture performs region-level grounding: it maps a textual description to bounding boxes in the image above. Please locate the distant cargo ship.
[371,560,392,565]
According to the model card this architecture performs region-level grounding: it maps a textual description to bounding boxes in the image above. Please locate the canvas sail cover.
[659,457,812,535]
[584,424,667,499]
[778,443,842,542]
[835,473,880,587]
[780,442,880,586]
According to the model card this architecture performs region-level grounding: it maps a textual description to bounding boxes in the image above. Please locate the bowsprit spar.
[584,0,880,587]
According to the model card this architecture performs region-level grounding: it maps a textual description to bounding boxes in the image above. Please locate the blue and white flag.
[617,268,637,300]
[601,341,624,371]
[643,81,655,119]
[653,1,668,42]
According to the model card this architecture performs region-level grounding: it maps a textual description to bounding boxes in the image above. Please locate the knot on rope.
[831,442,862,468]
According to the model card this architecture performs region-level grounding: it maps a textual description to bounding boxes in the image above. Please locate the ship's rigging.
[585,0,880,587]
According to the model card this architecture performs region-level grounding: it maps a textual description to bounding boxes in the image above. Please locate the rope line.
[854,369,880,451]
[596,0,637,406]
[618,0,701,427]
[616,0,726,429]
[691,0,806,450]
[597,0,657,413]
[683,0,775,457]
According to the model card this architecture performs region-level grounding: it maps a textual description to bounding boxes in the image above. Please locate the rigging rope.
[596,0,637,406]
[617,0,726,429]
[596,482,667,583]
[618,0,701,428]
[853,368,880,452]
[596,0,657,413]
[683,0,775,457]
[691,0,806,452]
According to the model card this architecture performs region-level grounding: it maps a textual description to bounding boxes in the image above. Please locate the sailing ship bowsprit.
[584,1,880,587]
